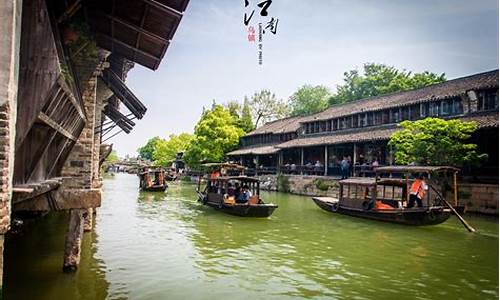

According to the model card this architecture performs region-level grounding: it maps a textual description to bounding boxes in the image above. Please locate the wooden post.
[453,171,458,207]
[353,144,357,165]
[324,145,328,176]
[300,148,304,175]
[278,151,283,174]
[255,156,259,176]
[405,174,410,203]
[63,209,85,272]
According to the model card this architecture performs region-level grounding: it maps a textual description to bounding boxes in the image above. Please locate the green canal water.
[3,173,499,299]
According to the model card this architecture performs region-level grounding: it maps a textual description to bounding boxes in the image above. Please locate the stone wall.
[459,183,499,215]
[258,174,498,215]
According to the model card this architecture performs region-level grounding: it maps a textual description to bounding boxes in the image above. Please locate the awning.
[85,0,189,70]
[101,68,146,119]
[103,102,136,133]
[277,127,399,149]
[227,145,280,156]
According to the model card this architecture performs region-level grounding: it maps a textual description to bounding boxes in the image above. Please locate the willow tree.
[388,118,487,166]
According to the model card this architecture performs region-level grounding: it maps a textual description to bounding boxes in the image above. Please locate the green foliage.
[105,150,119,163]
[249,90,289,127]
[313,178,338,191]
[225,99,255,133]
[180,176,193,183]
[138,136,161,160]
[388,118,487,167]
[289,85,331,116]
[183,105,245,167]
[329,63,446,105]
[277,174,290,192]
[153,133,193,167]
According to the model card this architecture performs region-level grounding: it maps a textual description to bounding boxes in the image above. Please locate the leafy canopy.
[137,136,161,160]
[226,99,255,133]
[183,104,245,167]
[153,133,193,167]
[388,118,487,166]
[248,90,289,128]
[105,150,119,163]
[329,63,446,105]
[289,85,331,116]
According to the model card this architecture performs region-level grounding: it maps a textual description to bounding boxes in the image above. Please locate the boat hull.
[141,185,168,192]
[198,193,277,217]
[312,197,451,226]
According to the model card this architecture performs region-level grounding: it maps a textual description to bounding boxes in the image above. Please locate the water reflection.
[4,212,110,300]
[2,174,498,300]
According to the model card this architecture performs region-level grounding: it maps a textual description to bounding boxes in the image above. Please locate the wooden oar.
[442,198,476,233]
[428,183,476,233]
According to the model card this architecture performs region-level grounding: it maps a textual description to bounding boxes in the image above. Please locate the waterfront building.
[228,70,499,180]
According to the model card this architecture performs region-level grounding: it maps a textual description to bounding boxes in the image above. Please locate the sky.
[112,0,499,157]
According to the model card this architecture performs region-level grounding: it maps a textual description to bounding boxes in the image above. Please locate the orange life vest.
[410,179,426,199]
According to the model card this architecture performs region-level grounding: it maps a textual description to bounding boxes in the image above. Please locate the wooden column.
[353,144,358,165]
[255,156,259,176]
[324,145,328,176]
[63,209,85,272]
[300,148,304,175]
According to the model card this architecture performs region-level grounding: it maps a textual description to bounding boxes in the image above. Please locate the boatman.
[408,174,428,208]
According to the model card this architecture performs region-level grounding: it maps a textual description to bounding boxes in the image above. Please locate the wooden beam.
[12,178,63,204]
[96,32,160,63]
[57,77,86,120]
[38,112,78,141]
[13,188,101,211]
[140,0,182,19]
[89,11,168,44]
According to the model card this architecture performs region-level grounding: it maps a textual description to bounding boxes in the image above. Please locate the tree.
[153,133,193,166]
[183,105,245,167]
[248,91,289,127]
[238,99,255,133]
[105,150,119,163]
[289,85,331,116]
[137,136,161,160]
[329,63,446,105]
[388,118,487,166]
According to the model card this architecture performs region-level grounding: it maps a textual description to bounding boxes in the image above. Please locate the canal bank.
[3,173,498,299]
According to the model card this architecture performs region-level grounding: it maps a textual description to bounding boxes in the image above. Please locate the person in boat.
[227,182,235,197]
[236,185,252,203]
[408,174,429,208]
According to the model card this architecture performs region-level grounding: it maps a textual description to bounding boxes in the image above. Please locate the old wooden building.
[0,0,189,285]
[228,70,499,180]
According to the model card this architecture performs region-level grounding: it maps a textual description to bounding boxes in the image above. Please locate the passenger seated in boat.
[227,183,235,196]
[375,200,394,210]
[408,174,428,208]
[236,186,252,203]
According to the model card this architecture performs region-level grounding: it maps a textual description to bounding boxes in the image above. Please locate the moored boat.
[311,166,462,226]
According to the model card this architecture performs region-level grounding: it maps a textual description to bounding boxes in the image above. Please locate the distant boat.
[312,166,464,226]
[139,168,168,192]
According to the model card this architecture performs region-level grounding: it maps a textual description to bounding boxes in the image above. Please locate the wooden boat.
[311,166,464,226]
[139,168,168,192]
[197,173,277,217]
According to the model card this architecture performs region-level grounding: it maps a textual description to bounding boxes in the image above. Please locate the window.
[441,100,451,116]
[367,113,374,126]
[392,108,400,122]
[352,115,359,128]
[314,122,319,133]
[478,90,499,111]
[321,121,326,132]
[382,111,390,123]
[410,105,420,120]
[452,98,463,115]
[360,114,367,127]
[401,107,409,120]
[420,103,429,118]
[375,112,383,125]
[326,120,331,131]
[429,102,440,116]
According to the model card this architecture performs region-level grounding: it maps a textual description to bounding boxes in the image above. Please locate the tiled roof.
[301,69,499,123]
[227,145,279,156]
[245,115,306,136]
[277,126,398,149]
[276,112,498,149]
